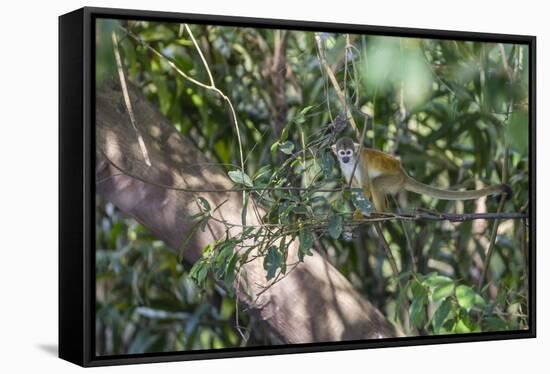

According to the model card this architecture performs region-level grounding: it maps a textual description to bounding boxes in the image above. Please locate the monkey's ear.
[331,144,337,155]
[353,142,361,153]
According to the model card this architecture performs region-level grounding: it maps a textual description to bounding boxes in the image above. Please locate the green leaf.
[264,246,282,280]
[189,261,209,287]
[278,141,295,155]
[298,229,314,261]
[293,205,309,214]
[228,170,253,187]
[484,316,510,331]
[321,150,334,177]
[455,285,480,312]
[408,278,428,329]
[214,241,236,274]
[423,273,453,288]
[423,274,455,301]
[299,105,314,116]
[506,110,528,155]
[474,293,487,308]
[279,123,291,142]
[410,279,427,299]
[253,165,272,181]
[395,278,411,322]
[351,188,374,215]
[409,293,428,329]
[432,298,453,333]
[328,213,343,239]
[454,317,472,333]
[270,141,280,154]
[432,282,455,301]
[197,197,211,211]
[295,105,313,124]
[224,252,239,292]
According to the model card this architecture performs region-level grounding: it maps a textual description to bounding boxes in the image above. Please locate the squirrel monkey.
[331,137,510,213]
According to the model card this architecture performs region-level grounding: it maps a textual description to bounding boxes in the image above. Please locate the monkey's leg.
[371,189,386,212]
[371,175,403,212]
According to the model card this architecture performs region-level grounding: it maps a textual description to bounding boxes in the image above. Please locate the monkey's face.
[331,137,357,165]
[338,148,353,164]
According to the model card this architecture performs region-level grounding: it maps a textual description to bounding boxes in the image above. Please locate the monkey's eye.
[346,150,352,156]
[339,151,346,156]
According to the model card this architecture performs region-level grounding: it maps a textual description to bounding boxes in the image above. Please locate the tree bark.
[95,79,400,344]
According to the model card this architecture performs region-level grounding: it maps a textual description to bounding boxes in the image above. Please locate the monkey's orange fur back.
[362,148,402,175]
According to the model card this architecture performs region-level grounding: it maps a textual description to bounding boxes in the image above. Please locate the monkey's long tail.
[403,175,510,200]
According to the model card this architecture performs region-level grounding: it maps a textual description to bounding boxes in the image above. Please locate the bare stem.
[477,145,510,292]
[112,31,152,167]
[374,223,400,278]
[315,33,360,139]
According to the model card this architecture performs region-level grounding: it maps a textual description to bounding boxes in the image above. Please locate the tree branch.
[96,79,401,343]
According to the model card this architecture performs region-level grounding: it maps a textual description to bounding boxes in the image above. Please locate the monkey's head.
[331,137,359,165]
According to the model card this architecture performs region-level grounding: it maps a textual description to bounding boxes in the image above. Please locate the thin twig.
[374,223,400,278]
[184,24,215,86]
[314,33,360,138]
[392,195,417,273]
[498,43,514,82]
[112,31,152,167]
[253,261,301,302]
[96,172,125,185]
[121,25,248,213]
[347,115,369,190]
[182,24,248,231]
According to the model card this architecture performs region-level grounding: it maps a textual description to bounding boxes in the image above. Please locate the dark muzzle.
[342,156,350,163]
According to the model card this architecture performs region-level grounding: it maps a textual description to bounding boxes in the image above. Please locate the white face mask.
[338,149,353,164]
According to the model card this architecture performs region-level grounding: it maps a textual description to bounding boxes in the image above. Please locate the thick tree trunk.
[95,80,399,344]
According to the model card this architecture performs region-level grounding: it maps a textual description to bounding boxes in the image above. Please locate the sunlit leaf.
[197,197,211,211]
[228,170,253,187]
[455,285,484,312]
[351,188,374,215]
[328,213,343,239]
[454,318,472,333]
[423,274,455,301]
[278,141,295,155]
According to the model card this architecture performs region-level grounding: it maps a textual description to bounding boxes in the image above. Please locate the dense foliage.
[95,18,530,355]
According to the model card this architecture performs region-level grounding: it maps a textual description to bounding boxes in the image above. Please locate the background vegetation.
[95,18,530,355]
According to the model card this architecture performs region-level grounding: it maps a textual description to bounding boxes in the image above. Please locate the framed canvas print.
[59,7,536,367]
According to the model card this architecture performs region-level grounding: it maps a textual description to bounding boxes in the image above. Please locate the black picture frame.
[59,6,536,367]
